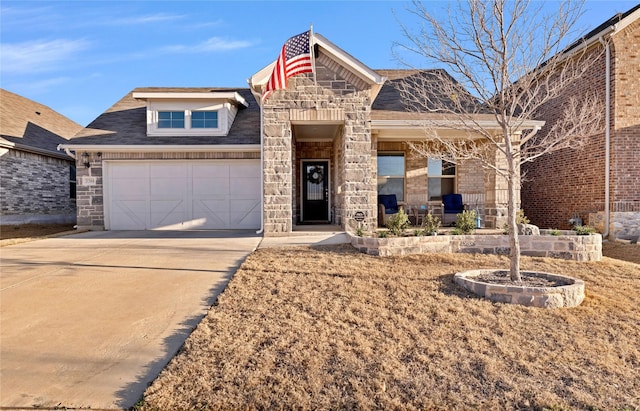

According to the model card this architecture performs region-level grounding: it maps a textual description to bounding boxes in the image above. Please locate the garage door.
[105,160,261,230]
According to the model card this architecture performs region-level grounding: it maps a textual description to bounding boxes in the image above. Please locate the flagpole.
[310,23,319,109]
[256,89,265,235]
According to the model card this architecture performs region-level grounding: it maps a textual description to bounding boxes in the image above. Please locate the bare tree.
[394,0,604,281]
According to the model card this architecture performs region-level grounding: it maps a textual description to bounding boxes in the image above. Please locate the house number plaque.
[353,211,365,222]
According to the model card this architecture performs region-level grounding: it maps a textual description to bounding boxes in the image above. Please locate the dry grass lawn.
[140,244,640,410]
[0,223,75,243]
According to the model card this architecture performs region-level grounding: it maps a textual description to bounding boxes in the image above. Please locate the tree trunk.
[504,132,522,282]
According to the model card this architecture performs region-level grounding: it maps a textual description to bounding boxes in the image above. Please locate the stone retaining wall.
[350,233,602,261]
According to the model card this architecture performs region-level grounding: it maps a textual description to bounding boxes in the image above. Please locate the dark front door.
[302,161,329,222]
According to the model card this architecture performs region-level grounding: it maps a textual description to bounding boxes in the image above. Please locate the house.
[60,34,541,234]
[0,89,82,225]
[522,5,640,241]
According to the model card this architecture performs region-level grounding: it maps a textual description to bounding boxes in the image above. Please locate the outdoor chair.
[378,194,402,226]
[442,194,466,226]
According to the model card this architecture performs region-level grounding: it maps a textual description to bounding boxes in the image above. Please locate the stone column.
[484,141,520,229]
[262,108,293,234]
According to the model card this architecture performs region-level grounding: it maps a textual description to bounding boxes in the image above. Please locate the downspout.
[599,36,611,239]
[57,144,76,159]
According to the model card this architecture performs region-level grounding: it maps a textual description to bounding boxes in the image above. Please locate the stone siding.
[0,149,76,224]
[74,151,259,230]
[263,54,376,234]
[350,233,602,261]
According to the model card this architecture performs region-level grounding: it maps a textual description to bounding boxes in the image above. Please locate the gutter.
[56,144,76,159]
[56,144,261,153]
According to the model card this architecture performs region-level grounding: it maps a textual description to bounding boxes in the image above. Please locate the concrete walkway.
[259,225,350,248]
[0,230,261,410]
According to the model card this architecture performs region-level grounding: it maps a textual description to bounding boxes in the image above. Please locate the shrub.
[377,230,389,238]
[386,209,410,236]
[573,225,596,235]
[503,209,531,234]
[421,213,441,235]
[549,228,561,236]
[355,226,365,237]
[455,210,476,234]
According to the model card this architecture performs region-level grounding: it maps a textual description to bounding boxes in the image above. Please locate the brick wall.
[612,19,640,211]
[521,42,607,230]
[522,19,639,239]
[0,149,76,224]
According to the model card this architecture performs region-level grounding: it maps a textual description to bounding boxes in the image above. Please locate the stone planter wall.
[349,233,602,261]
[454,269,586,308]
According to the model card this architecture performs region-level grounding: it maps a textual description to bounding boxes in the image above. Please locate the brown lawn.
[140,244,640,411]
[0,223,75,243]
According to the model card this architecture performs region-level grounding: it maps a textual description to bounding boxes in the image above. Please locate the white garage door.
[105,160,261,230]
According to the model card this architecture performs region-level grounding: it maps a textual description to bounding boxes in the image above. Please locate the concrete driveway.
[0,230,261,409]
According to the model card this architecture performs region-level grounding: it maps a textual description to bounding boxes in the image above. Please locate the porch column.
[484,141,520,229]
[262,107,293,234]
[339,105,377,233]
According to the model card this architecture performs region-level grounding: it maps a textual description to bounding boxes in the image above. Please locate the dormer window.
[158,111,185,129]
[133,91,248,137]
[191,111,218,128]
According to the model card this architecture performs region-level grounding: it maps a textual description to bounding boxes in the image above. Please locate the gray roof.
[0,89,82,158]
[71,87,260,145]
[371,69,484,120]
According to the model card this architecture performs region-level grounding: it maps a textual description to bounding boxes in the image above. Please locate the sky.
[1,1,637,127]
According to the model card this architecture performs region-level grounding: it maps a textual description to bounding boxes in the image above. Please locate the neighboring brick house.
[522,5,640,240]
[60,33,540,234]
[0,89,82,224]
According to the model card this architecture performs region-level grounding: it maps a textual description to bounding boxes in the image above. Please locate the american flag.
[263,31,313,101]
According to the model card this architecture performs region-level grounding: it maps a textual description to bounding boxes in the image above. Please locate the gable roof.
[0,89,82,159]
[248,32,385,103]
[67,87,260,148]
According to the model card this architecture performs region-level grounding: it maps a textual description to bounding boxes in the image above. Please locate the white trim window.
[146,101,236,136]
[191,111,218,129]
[158,111,185,129]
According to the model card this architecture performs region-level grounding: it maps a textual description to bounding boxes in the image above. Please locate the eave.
[56,144,261,153]
[132,91,249,108]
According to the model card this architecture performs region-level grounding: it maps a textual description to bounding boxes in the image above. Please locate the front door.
[302,160,329,222]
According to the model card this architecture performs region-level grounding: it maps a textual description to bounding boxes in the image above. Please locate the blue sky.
[1,1,637,127]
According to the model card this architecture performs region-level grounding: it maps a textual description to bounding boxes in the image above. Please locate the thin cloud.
[161,37,254,54]
[108,13,186,25]
[4,76,72,94]
[1,39,90,74]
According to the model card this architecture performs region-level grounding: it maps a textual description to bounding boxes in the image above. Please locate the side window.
[377,153,405,201]
[70,164,76,199]
[427,158,456,200]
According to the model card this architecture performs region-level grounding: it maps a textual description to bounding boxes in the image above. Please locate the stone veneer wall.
[0,149,76,224]
[263,54,376,234]
[350,232,602,261]
[75,151,259,230]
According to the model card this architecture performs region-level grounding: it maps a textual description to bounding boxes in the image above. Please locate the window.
[191,111,218,128]
[69,164,76,199]
[158,111,185,128]
[377,153,404,201]
[427,158,456,200]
